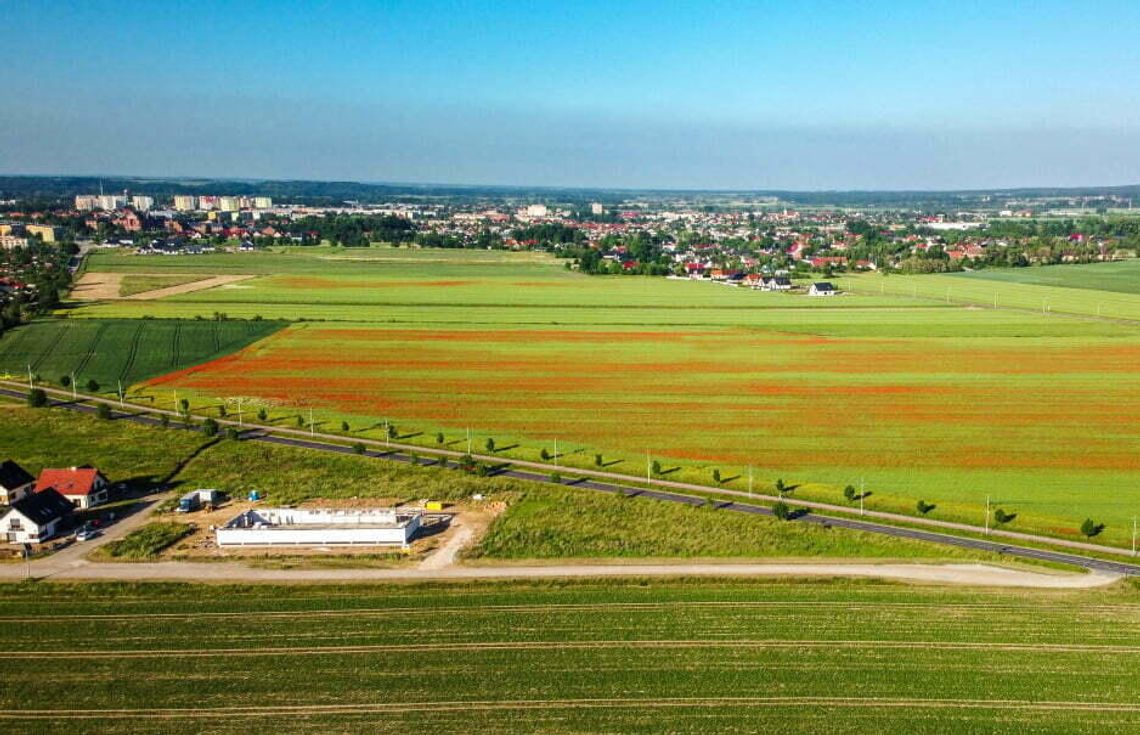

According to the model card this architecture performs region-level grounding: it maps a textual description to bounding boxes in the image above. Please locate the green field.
[118,273,209,297]
[2,579,1138,733]
[27,247,1140,548]
[0,318,283,390]
[838,261,1140,321]
[3,403,975,561]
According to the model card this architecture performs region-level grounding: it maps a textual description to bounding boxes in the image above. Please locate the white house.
[809,282,838,296]
[2,489,75,544]
[0,460,35,506]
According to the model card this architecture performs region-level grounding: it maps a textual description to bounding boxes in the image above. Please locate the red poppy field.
[143,317,1140,544]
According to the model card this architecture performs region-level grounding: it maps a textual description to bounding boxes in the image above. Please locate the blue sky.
[3,0,1140,189]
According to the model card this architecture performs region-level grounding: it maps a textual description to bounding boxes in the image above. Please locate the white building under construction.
[216,507,422,548]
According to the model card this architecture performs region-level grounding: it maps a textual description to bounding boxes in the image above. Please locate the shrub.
[295,415,305,427]
[994,508,1016,526]
[550,472,562,484]
[651,460,661,475]
[712,468,721,484]
[86,379,100,392]
[224,427,240,441]
[436,432,445,444]
[1080,518,1104,539]
[352,442,366,455]
[594,453,603,467]
[95,403,112,420]
[540,448,551,461]
[27,388,47,408]
[341,420,350,432]
[59,375,71,388]
[844,485,857,502]
[202,418,219,437]
[485,438,496,453]
[917,500,936,515]
[257,408,268,422]
[772,501,792,521]
[775,478,787,495]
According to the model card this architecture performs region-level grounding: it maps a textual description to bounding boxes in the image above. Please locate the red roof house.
[35,467,110,510]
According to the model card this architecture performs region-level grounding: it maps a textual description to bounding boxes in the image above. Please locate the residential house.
[1,489,74,544]
[764,277,793,291]
[35,467,110,510]
[809,282,838,296]
[0,460,35,505]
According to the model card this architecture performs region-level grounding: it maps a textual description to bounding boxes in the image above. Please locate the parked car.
[75,526,100,542]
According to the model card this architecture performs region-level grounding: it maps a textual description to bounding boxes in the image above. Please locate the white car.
[75,528,100,542]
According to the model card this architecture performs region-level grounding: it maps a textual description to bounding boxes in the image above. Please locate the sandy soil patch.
[71,273,256,301]
[123,274,256,300]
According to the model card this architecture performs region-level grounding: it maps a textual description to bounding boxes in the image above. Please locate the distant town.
[2,181,1140,327]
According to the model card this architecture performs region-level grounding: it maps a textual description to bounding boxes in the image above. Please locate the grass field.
[35,248,1140,548]
[3,403,975,561]
[118,274,209,297]
[1,578,1138,733]
[0,318,283,391]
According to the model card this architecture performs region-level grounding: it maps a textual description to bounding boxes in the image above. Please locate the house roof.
[812,282,836,290]
[0,459,34,490]
[35,467,106,497]
[8,488,74,525]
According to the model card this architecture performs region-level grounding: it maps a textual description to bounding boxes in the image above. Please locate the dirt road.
[2,553,1119,589]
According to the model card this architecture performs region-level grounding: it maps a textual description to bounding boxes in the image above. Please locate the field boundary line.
[6,696,1140,719]
[13,638,1140,659]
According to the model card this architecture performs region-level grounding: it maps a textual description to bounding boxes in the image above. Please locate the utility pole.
[173,390,178,414]
[553,438,559,467]
[859,477,865,517]
[466,427,471,454]
[237,398,243,427]
[646,451,651,484]
[117,380,124,408]
[1133,516,1137,557]
[748,465,753,497]
[309,408,315,437]
[985,495,991,535]
[26,364,33,391]
[70,372,76,401]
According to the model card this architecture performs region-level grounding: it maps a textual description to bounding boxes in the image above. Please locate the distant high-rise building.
[253,196,273,209]
[172,195,197,211]
[525,204,548,217]
[198,195,219,211]
[130,195,154,211]
[75,195,99,211]
[590,202,605,215]
[97,194,125,211]
[218,196,241,212]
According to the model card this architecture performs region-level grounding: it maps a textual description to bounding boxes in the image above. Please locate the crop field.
[1,579,1138,733]
[837,262,1140,321]
[36,248,1140,547]
[118,273,210,297]
[0,318,283,390]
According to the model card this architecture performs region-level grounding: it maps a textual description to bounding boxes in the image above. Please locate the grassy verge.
[96,522,194,560]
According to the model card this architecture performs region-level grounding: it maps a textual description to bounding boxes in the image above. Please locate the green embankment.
[2,403,988,562]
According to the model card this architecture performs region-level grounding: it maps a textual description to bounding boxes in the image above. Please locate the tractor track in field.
[72,321,109,376]
[116,321,146,385]
[169,321,182,366]
[13,638,1140,659]
[6,696,1140,719]
[29,321,69,373]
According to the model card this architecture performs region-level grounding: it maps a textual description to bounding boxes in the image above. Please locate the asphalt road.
[7,386,1140,577]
